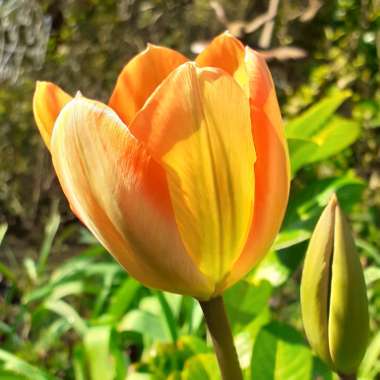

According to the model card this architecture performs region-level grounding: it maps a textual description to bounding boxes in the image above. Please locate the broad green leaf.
[286,90,350,139]
[182,353,219,380]
[235,309,272,370]
[287,137,319,175]
[118,309,169,342]
[84,326,114,380]
[250,322,313,380]
[224,280,272,332]
[287,116,360,175]
[285,91,360,175]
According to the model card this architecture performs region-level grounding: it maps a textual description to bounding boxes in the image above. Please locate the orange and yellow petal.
[223,48,290,289]
[109,44,188,125]
[51,95,213,299]
[130,62,255,288]
[33,81,72,149]
[196,32,249,95]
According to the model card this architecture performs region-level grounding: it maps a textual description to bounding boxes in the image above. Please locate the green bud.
[300,194,369,376]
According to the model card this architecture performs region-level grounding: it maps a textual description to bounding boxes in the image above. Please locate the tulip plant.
[32,33,368,380]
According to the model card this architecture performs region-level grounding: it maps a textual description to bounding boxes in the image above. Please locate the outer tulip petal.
[196,32,244,75]
[33,81,72,149]
[51,95,213,299]
[196,32,249,95]
[130,62,255,287]
[301,198,336,368]
[109,44,188,125]
[222,48,290,290]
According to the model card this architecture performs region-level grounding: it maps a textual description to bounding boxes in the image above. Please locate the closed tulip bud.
[301,195,369,376]
[32,33,290,300]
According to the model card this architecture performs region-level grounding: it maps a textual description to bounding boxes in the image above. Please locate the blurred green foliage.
[1,0,380,379]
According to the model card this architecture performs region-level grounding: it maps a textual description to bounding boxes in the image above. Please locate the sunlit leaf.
[250,322,313,380]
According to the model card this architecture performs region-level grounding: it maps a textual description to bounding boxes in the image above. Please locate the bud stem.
[199,296,243,380]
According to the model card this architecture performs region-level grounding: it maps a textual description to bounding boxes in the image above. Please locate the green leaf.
[38,207,60,275]
[224,280,272,332]
[83,326,114,380]
[154,291,179,342]
[285,91,360,175]
[73,344,87,380]
[0,223,7,246]
[274,229,311,251]
[250,322,313,380]
[284,172,365,233]
[107,277,141,320]
[358,331,380,380]
[287,137,319,175]
[286,90,351,139]
[288,116,360,175]
[0,349,57,380]
[118,309,169,342]
[44,300,87,335]
[182,353,219,380]
[249,251,293,287]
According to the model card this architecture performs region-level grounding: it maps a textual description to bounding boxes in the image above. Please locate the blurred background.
[0,1,379,379]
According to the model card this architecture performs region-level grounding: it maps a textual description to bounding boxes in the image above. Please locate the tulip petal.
[130,62,255,286]
[51,95,213,299]
[222,48,290,290]
[196,34,290,290]
[300,197,336,368]
[109,44,188,125]
[33,81,72,149]
[196,32,250,95]
[329,203,369,374]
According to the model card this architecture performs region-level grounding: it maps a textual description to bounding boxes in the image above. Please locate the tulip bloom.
[33,33,290,300]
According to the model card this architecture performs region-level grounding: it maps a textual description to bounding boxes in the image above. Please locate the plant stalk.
[199,296,243,380]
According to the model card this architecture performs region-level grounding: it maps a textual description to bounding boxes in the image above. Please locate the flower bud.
[300,194,369,376]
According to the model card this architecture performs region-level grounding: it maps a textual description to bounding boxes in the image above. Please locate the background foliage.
[1,0,380,379]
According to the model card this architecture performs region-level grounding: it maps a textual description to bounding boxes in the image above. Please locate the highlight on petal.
[50,95,213,299]
[33,81,72,149]
[130,62,255,288]
[109,44,188,125]
[222,47,290,290]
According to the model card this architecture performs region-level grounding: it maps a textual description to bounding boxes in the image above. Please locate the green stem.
[199,296,243,380]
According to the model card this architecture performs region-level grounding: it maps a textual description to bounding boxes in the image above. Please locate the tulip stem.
[199,296,243,380]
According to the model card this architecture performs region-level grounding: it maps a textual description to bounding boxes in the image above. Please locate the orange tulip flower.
[33,33,290,300]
